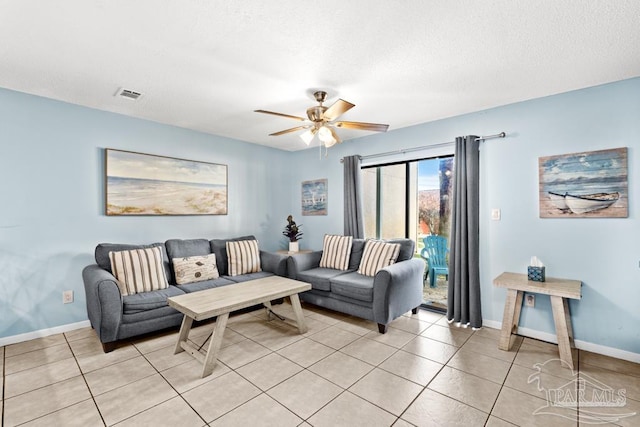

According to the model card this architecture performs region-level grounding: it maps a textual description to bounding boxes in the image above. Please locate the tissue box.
[527,266,545,282]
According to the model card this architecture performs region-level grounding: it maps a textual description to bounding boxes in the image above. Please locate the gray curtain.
[343,155,364,238]
[447,135,482,328]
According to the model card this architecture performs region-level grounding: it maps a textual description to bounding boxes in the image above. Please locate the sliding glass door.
[362,155,453,310]
[362,164,407,239]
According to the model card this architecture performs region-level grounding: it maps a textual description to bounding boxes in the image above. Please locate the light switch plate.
[491,208,501,220]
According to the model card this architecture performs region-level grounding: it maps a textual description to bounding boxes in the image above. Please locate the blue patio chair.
[421,235,449,288]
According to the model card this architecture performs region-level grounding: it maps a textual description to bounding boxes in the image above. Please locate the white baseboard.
[483,319,640,364]
[0,320,91,347]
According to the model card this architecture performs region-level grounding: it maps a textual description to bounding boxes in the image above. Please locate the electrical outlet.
[63,290,74,304]
[525,294,535,307]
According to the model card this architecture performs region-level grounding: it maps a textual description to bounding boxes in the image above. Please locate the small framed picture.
[301,179,327,216]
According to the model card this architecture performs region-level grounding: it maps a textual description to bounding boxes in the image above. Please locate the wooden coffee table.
[167,275,311,377]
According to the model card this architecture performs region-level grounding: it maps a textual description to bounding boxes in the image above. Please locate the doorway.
[362,155,454,311]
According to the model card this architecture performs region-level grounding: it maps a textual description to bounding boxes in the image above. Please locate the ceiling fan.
[255,91,389,149]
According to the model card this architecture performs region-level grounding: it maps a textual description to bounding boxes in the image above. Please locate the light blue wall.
[0,88,290,339]
[288,78,640,354]
[3,78,638,354]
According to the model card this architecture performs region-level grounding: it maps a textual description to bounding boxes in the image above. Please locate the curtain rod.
[340,132,506,163]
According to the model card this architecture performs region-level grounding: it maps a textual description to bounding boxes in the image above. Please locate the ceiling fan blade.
[334,121,389,132]
[269,125,309,136]
[254,109,306,121]
[322,99,355,121]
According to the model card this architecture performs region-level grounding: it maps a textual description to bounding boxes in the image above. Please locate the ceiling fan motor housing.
[306,105,327,122]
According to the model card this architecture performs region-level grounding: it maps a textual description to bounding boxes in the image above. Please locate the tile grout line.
[135,342,210,427]
[141,310,307,423]
[219,313,404,424]
[304,312,442,424]
[4,318,456,426]
[5,335,108,426]
[483,341,518,427]
[294,329,410,424]
[394,334,459,425]
[5,313,638,426]
[66,332,108,427]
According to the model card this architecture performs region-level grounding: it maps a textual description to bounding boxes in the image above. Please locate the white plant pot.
[289,241,299,253]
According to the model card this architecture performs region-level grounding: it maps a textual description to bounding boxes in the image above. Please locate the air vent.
[115,88,143,100]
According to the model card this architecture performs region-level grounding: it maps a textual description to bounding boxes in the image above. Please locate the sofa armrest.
[372,258,425,325]
[82,265,124,344]
[286,251,323,279]
[260,250,288,276]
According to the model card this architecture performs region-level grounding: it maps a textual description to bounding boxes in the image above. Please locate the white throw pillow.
[357,240,401,277]
[319,234,353,271]
[226,239,262,276]
[109,246,169,295]
[172,253,220,285]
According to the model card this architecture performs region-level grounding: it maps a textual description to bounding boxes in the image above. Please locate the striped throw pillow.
[226,239,262,276]
[319,234,353,271]
[357,240,401,277]
[108,246,169,296]
[172,253,220,285]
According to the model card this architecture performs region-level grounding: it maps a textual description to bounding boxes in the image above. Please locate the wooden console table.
[493,272,582,369]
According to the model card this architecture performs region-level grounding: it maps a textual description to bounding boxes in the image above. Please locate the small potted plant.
[283,215,303,252]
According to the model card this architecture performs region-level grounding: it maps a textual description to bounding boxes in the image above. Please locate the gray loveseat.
[82,236,287,352]
[287,238,425,333]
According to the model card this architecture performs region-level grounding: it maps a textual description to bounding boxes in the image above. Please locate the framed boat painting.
[538,147,627,218]
[105,149,228,215]
[301,178,327,216]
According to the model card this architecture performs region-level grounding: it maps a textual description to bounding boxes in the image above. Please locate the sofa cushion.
[210,235,256,276]
[109,246,169,295]
[330,272,374,303]
[122,285,185,314]
[297,267,349,292]
[172,253,220,285]
[319,235,353,271]
[347,239,366,270]
[385,238,415,262]
[165,239,211,260]
[95,242,171,278]
[227,239,261,276]
[178,277,236,293]
[357,240,401,277]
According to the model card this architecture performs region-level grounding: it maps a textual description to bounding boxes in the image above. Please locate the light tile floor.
[2,303,639,426]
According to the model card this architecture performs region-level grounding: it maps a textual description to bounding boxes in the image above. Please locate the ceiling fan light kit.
[255,90,389,154]
[300,128,317,145]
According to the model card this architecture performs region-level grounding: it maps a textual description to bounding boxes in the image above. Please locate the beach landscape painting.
[302,179,327,216]
[539,147,627,218]
[106,149,227,215]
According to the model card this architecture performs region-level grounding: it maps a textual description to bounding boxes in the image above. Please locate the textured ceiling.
[1,1,639,151]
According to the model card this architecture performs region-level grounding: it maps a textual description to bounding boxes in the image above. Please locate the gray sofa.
[82,236,287,352]
[287,238,425,333]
